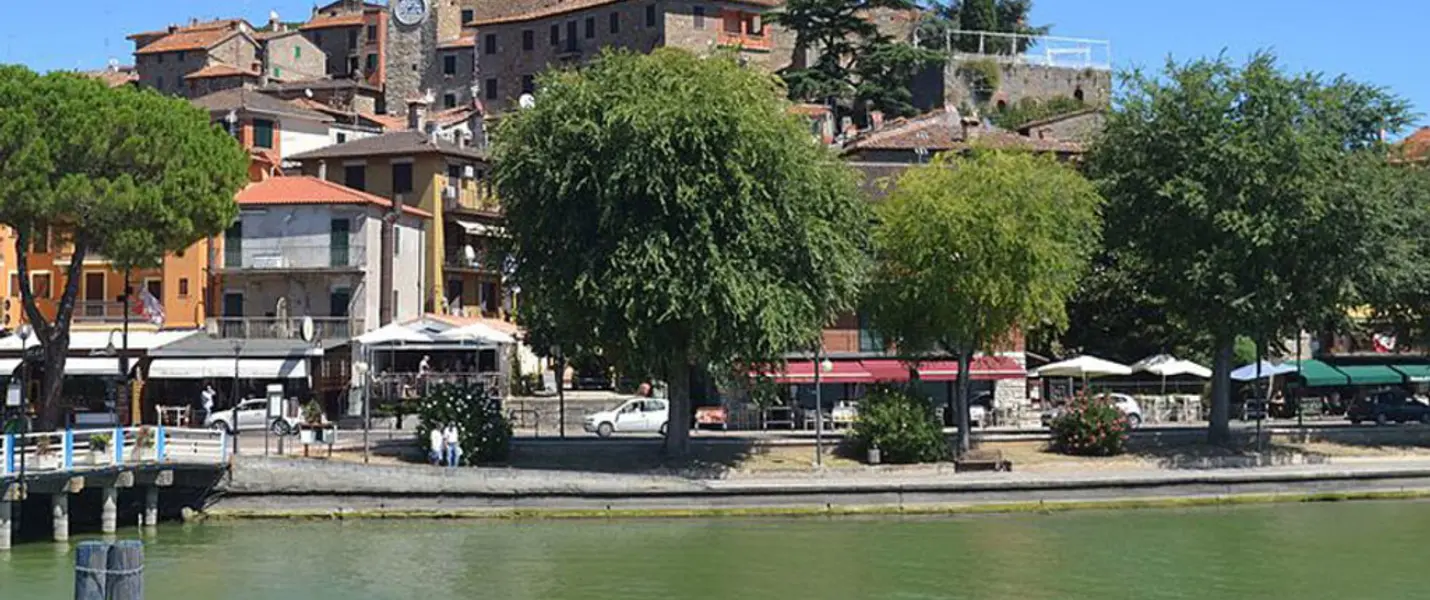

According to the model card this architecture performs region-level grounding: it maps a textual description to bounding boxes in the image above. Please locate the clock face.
[393,0,429,26]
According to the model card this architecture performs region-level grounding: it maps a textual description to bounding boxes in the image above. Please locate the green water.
[2,501,1427,599]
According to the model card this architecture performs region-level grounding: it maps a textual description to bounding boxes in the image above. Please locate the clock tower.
[384,0,438,116]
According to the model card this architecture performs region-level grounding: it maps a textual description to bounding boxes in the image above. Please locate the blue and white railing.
[2,426,228,477]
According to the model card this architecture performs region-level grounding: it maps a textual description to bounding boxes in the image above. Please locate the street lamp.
[230,339,243,456]
[15,324,30,479]
[100,328,123,425]
[813,349,833,467]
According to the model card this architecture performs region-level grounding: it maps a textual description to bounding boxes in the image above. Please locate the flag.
[133,287,165,327]
[1373,333,1396,353]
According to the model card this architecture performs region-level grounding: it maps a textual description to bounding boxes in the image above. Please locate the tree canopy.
[492,49,870,454]
[1085,52,1414,444]
[0,66,247,428]
[917,0,1049,54]
[866,148,1102,452]
[774,0,943,121]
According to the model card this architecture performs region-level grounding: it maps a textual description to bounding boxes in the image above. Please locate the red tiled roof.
[359,111,408,131]
[790,103,830,116]
[842,108,1084,155]
[471,0,780,26]
[301,13,366,30]
[424,314,520,336]
[236,176,432,218]
[134,20,249,55]
[184,63,261,80]
[85,66,138,88]
[429,105,479,127]
[1396,127,1430,163]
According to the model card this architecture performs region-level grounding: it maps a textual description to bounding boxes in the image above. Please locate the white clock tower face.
[393,0,429,26]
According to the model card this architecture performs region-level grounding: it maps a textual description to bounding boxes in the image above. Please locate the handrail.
[2,425,228,476]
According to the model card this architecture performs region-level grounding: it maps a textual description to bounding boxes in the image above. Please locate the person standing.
[200,383,216,424]
[443,423,462,467]
[429,426,444,466]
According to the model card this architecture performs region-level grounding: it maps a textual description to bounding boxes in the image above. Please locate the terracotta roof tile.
[84,66,138,88]
[360,111,408,131]
[301,14,366,30]
[134,19,250,55]
[184,63,261,80]
[842,108,1083,155]
[471,0,780,26]
[1396,127,1430,163]
[191,88,334,122]
[429,105,479,127]
[289,130,486,161]
[438,35,476,49]
[236,176,432,218]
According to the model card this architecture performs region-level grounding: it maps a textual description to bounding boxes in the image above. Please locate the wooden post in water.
[74,540,108,600]
[106,540,144,600]
[51,493,69,542]
[0,499,10,550]
[143,487,159,528]
[100,486,118,534]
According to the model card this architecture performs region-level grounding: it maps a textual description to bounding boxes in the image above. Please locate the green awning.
[1337,365,1405,386]
[1392,365,1430,383]
[1288,360,1350,388]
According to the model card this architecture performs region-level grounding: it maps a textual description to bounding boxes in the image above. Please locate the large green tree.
[865,149,1101,454]
[917,0,1049,54]
[1086,53,1412,444]
[774,0,943,121]
[492,49,870,455]
[0,67,246,429]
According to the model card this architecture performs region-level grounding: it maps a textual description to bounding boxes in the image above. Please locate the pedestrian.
[443,423,462,467]
[419,355,432,377]
[429,425,444,466]
[200,383,216,423]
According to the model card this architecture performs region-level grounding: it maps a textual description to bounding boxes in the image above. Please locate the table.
[155,405,192,427]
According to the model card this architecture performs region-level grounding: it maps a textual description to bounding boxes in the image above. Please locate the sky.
[3,0,1429,131]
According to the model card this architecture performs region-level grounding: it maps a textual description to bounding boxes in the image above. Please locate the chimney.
[269,10,284,33]
[469,114,486,150]
[870,110,885,130]
[317,160,328,180]
[960,116,981,141]
[407,96,430,131]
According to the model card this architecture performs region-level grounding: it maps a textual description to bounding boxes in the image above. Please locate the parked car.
[970,392,992,428]
[1347,389,1430,426]
[1041,393,1144,429]
[205,398,301,435]
[584,398,670,438]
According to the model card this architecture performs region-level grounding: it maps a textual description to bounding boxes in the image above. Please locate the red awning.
[755,356,1025,384]
[915,356,1025,381]
[860,359,912,382]
[762,360,873,384]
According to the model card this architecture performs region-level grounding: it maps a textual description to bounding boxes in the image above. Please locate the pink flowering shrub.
[1049,391,1129,456]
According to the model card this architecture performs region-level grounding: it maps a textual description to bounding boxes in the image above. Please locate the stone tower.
[385,0,441,114]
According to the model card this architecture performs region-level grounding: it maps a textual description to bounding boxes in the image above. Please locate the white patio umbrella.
[436,322,516,345]
[1132,354,1212,405]
[1035,355,1133,378]
[354,323,432,345]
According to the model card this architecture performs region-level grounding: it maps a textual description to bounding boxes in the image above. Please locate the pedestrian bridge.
[2,426,229,549]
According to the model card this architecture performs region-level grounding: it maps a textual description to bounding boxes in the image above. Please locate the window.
[294,46,302,60]
[222,293,243,317]
[646,4,657,27]
[252,119,275,149]
[858,313,884,352]
[336,132,348,144]
[145,279,162,303]
[274,66,282,78]
[30,225,48,254]
[585,17,595,39]
[461,9,474,23]
[8,274,17,298]
[156,76,164,90]
[344,164,366,191]
[348,29,358,49]
[224,222,243,268]
[367,24,378,41]
[550,24,560,46]
[366,53,378,72]
[156,53,164,64]
[443,93,456,109]
[331,218,351,267]
[481,282,498,313]
[693,6,705,29]
[330,288,352,317]
[521,75,534,94]
[443,54,457,75]
[30,273,51,300]
[391,162,414,195]
[177,51,186,62]
[178,278,190,298]
[609,12,620,34]
[484,34,497,54]
[314,32,323,44]
[393,290,399,312]
[394,228,401,256]
[522,29,534,51]
[484,77,497,100]
[447,163,462,182]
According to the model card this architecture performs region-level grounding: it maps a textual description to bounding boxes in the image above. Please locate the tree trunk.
[15,228,88,431]
[1207,336,1234,446]
[954,349,973,456]
[38,340,67,430]
[664,359,693,458]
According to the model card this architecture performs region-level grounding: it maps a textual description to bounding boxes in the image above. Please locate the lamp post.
[554,345,565,439]
[230,339,242,456]
[101,329,123,426]
[813,349,832,467]
[16,324,30,479]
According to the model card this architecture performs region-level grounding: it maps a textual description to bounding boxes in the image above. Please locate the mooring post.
[0,499,11,550]
[51,492,69,542]
[75,540,109,600]
[143,487,159,528]
[106,540,144,600]
[100,485,118,534]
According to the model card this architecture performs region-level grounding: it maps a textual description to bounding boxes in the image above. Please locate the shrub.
[89,433,111,451]
[850,387,948,464]
[1049,391,1129,456]
[414,380,512,465]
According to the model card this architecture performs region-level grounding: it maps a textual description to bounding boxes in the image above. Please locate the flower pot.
[89,448,108,466]
[299,428,317,445]
[867,446,882,465]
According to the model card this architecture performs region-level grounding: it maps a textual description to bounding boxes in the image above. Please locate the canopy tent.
[1131,354,1212,378]
[1337,365,1403,386]
[435,322,516,345]
[0,329,198,352]
[1034,355,1132,379]
[1285,360,1350,388]
[1229,361,1298,382]
[147,357,308,380]
[354,323,432,345]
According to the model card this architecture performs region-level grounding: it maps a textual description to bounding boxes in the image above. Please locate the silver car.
[205,398,301,436]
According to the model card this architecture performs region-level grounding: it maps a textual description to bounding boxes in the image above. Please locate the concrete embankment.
[204,457,1430,519]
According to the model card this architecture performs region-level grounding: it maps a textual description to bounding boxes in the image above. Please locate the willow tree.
[865,149,1101,454]
[1087,53,1413,445]
[0,67,247,429]
[493,49,869,455]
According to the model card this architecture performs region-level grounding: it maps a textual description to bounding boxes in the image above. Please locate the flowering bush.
[415,381,512,465]
[1049,391,1129,456]
[850,387,948,464]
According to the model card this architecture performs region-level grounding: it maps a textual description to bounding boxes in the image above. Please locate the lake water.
[2,501,1426,599]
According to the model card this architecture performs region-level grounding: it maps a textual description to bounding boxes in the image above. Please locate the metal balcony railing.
[208,317,365,340]
[717,30,772,51]
[940,30,1111,71]
[223,243,366,271]
[74,301,133,324]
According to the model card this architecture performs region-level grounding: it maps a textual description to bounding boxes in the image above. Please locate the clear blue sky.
[4,0,1428,130]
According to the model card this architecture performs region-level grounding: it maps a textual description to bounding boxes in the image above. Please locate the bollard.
[0,499,10,550]
[143,487,159,528]
[74,540,109,600]
[100,486,118,534]
[51,493,69,542]
[105,540,144,600]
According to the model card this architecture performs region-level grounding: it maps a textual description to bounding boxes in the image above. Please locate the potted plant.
[299,401,324,445]
[132,426,157,462]
[88,433,112,466]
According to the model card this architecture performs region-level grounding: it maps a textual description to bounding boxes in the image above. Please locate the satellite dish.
[518,94,536,109]
[300,316,316,343]
[304,88,314,99]
[270,10,280,21]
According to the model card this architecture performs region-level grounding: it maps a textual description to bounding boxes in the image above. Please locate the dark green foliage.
[1049,391,1129,456]
[918,0,1050,54]
[850,386,948,463]
[990,95,1087,130]
[414,381,512,465]
[493,49,869,455]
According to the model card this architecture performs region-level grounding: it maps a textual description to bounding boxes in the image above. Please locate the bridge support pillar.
[0,500,10,550]
[100,485,118,534]
[50,493,69,543]
[143,487,159,528]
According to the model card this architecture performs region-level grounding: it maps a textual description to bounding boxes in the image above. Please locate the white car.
[1041,393,1144,429]
[205,398,301,436]
[584,398,669,438]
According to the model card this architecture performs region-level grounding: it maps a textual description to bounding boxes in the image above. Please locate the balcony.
[207,317,366,340]
[717,30,772,51]
[222,243,366,273]
[73,301,133,325]
[442,177,499,214]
